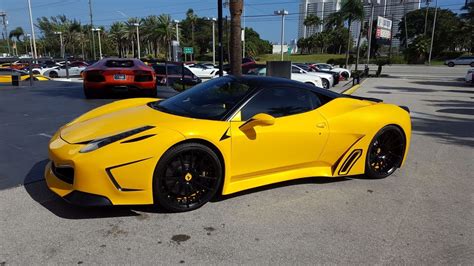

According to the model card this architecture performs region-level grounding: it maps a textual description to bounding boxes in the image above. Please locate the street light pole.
[93,28,102,59]
[428,0,438,65]
[133,23,140,59]
[173,20,180,44]
[88,0,96,60]
[27,0,38,59]
[217,0,224,76]
[367,3,375,65]
[206,17,217,66]
[0,12,10,56]
[25,33,33,57]
[274,9,288,61]
[54,31,64,58]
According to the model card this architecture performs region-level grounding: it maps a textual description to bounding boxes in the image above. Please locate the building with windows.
[298,0,342,39]
[351,0,422,48]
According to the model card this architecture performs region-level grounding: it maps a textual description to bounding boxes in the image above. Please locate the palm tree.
[186,8,198,57]
[229,0,243,76]
[125,17,141,57]
[109,22,127,57]
[142,15,161,57]
[304,14,322,37]
[157,14,174,60]
[338,0,364,68]
[324,12,344,30]
[9,27,24,42]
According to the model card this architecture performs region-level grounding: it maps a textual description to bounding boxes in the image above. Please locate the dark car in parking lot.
[152,63,202,88]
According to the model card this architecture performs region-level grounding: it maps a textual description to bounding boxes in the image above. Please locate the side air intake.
[338,149,362,175]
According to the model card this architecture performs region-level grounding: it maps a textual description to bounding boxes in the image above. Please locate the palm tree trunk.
[229,0,243,76]
[345,18,352,69]
[355,23,362,72]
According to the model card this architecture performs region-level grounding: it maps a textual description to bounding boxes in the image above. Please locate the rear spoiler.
[344,94,383,103]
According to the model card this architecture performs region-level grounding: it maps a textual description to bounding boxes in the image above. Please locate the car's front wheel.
[153,142,223,212]
[365,125,406,179]
[447,62,455,67]
[49,71,59,78]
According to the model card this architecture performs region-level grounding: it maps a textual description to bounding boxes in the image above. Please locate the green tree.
[338,0,364,68]
[304,14,322,36]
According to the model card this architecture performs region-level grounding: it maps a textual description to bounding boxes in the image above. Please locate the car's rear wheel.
[321,78,330,89]
[470,62,474,67]
[365,125,406,179]
[448,62,455,67]
[153,143,223,212]
[83,87,97,99]
[49,71,59,78]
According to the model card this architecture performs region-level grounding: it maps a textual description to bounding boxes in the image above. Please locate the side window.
[240,87,321,121]
[291,66,301,73]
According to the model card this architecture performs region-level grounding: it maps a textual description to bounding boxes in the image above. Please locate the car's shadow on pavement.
[24,160,369,219]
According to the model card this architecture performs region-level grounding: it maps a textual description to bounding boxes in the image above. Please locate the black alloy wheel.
[448,62,455,67]
[154,143,222,212]
[365,125,406,179]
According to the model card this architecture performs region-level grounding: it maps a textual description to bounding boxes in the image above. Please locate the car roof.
[231,75,341,99]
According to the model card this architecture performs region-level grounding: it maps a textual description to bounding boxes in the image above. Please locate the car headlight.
[80,125,155,153]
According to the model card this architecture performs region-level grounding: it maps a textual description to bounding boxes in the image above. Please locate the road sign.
[183,47,193,54]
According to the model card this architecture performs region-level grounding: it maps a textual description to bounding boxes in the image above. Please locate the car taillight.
[85,70,105,82]
[134,70,153,82]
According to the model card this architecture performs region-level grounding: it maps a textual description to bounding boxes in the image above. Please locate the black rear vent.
[85,72,105,82]
[338,149,362,175]
[52,163,74,184]
[134,74,153,82]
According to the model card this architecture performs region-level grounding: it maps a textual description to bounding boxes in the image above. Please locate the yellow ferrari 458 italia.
[45,76,411,212]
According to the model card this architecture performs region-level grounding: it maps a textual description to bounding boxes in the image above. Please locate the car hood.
[59,98,229,144]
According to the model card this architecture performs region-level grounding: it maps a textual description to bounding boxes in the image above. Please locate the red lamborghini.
[82,58,157,98]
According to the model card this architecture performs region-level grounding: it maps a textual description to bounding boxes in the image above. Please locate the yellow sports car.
[45,76,411,212]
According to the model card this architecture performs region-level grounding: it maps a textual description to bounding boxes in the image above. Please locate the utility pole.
[424,0,431,35]
[25,33,33,57]
[367,3,375,65]
[218,0,224,76]
[210,18,217,65]
[133,23,140,59]
[89,0,96,60]
[54,31,64,58]
[402,0,409,49]
[274,9,288,61]
[93,29,102,59]
[173,20,180,44]
[0,12,10,56]
[27,0,38,59]
[428,0,438,65]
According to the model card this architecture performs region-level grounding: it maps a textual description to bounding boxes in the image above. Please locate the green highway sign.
[183,47,194,54]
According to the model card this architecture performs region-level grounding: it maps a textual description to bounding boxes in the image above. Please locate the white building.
[298,0,342,39]
[351,0,422,48]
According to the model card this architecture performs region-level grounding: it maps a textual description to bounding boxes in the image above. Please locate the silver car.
[445,56,474,67]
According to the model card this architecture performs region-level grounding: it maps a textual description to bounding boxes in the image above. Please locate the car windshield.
[150,77,254,120]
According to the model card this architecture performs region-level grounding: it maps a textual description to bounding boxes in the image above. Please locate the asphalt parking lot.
[0,66,473,264]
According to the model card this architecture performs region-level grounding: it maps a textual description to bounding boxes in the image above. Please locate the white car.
[43,65,87,78]
[32,64,62,75]
[253,67,323,88]
[187,63,225,79]
[292,65,333,89]
[465,69,474,83]
[314,63,351,80]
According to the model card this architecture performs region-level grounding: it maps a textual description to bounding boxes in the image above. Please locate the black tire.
[83,87,97,99]
[447,62,455,67]
[365,125,406,179]
[144,88,157,98]
[32,70,40,75]
[153,142,223,212]
[470,62,474,67]
[49,71,59,78]
[321,78,330,89]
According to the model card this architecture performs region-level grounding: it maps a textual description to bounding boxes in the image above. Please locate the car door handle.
[316,122,326,128]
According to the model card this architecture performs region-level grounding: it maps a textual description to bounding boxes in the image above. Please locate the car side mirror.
[239,113,275,132]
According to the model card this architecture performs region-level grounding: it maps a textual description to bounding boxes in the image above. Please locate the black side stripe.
[121,134,156,144]
[220,127,231,141]
[105,157,152,191]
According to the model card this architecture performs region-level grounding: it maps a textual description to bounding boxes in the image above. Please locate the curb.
[341,78,367,95]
